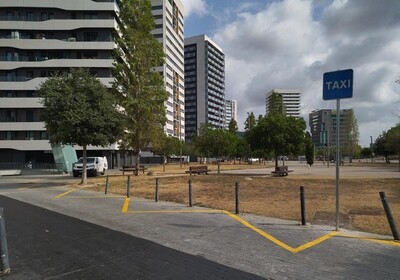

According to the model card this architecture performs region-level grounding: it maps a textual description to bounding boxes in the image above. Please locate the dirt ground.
[86,162,400,236]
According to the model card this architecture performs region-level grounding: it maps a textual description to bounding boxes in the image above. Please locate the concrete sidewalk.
[0,175,399,279]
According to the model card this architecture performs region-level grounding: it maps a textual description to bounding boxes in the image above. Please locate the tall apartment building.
[0,0,184,167]
[184,34,225,141]
[309,109,354,148]
[151,0,184,140]
[225,99,237,129]
[266,89,301,117]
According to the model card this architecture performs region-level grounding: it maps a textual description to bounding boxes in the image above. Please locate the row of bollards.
[106,176,399,241]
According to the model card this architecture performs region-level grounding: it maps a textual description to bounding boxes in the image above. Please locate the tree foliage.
[192,124,237,172]
[244,112,256,131]
[152,133,180,171]
[247,114,306,168]
[267,91,285,116]
[36,68,123,184]
[112,0,168,175]
[386,124,400,171]
[342,109,359,162]
[228,119,238,135]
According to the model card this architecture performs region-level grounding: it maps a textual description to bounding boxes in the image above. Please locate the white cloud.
[181,0,207,17]
[209,0,400,146]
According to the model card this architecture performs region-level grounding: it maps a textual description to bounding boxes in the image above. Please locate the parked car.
[72,157,108,177]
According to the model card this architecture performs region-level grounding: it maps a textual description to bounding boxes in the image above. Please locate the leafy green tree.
[228,119,238,135]
[385,124,400,171]
[360,147,372,162]
[112,0,168,175]
[36,68,123,185]
[374,132,390,162]
[244,112,256,131]
[342,109,359,162]
[304,131,314,166]
[235,137,249,164]
[152,134,180,172]
[192,124,237,172]
[248,114,306,168]
[267,91,285,116]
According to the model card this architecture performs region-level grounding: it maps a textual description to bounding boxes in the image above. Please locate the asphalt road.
[0,195,265,280]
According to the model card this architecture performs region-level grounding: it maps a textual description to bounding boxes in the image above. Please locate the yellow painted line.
[122,198,130,213]
[223,211,339,253]
[55,189,76,199]
[126,209,223,214]
[65,195,125,199]
[292,231,340,253]
[223,210,295,252]
[338,233,400,247]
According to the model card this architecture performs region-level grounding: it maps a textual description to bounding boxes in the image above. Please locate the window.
[26,111,34,122]
[26,12,34,21]
[84,32,98,41]
[6,111,17,122]
[41,12,47,21]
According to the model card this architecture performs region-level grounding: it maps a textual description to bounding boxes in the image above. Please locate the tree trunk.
[135,150,140,176]
[81,144,87,185]
[275,156,278,169]
[163,156,166,172]
[217,160,220,174]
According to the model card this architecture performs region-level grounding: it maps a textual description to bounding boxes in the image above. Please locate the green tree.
[36,68,123,185]
[235,137,249,164]
[192,124,237,172]
[374,132,390,162]
[248,114,306,168]
[342,109,359,162]
[304,131,314,166]
[267,91,285,116]
[112,0,168,175]
[228,119,238,135]
[385,124,400,171]
[244,112,256,131]
[152,133,180,172]
[360,147,372,162]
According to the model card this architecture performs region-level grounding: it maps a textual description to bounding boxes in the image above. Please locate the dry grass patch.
[86,172,399,236]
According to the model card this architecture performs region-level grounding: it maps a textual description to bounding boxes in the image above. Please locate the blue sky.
[181,0,400,146]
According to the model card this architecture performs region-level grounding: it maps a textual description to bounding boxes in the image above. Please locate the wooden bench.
[121,165,147,175]
[271,166,293,177]
[185,165,210,175]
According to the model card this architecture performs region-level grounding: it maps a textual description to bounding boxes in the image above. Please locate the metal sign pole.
[335,99,340,231]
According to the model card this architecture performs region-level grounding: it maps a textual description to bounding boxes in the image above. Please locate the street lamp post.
[370,136,374,163]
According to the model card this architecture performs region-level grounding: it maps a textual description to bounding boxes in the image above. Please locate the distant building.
[266,89,301,117]
[225,100,237,129]
[184,34,225,141]
[309,109,354,148]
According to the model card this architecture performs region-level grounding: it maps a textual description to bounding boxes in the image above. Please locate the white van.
[72,156,108,177]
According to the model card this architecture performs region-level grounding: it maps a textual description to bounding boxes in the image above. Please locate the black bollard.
[127,175,131,198]
[105,175,109,194]
[155,177,159,202]
[189,180,193,207]
[379,192,399,240]
[235,182,240,214]
[300,186,306,226]
[0,208,10,275]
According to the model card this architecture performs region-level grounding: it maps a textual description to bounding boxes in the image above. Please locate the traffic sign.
[323,69,353,100]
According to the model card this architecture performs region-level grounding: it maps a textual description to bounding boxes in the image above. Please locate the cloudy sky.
[181,0,400,147]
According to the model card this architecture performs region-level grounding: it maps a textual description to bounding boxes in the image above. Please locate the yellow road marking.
[122,198,130,213]
[55,189,76,199]
[126,209,224,214]
[338,234,400,247]
[223,210,339,253]
[66,195,125,199]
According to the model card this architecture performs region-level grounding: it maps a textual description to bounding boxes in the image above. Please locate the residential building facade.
[225,99,237,129]
[0,0,184,168]
[184,34,225,141]
[266,88,301,117]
